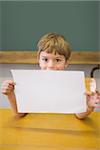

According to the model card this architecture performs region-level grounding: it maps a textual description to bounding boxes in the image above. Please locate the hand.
[86,91,100,109]
[1,80,15,96]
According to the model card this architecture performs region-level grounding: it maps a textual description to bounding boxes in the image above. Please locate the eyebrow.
[40,55,63,59]
[41,56,48,58]
[55,56,63,59]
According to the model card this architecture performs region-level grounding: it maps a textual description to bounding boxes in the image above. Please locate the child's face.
[39,51,68,70]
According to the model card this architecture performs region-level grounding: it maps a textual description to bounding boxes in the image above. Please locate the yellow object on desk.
[85,77,96,92]
[0,109,100,150]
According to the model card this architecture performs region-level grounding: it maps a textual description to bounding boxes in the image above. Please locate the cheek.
[56,64,66,70]
[39,61,47,70]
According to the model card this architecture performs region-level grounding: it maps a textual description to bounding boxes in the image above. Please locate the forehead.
[40,51,65,59]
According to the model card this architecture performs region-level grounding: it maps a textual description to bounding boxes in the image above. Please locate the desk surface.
[0,109,100,150]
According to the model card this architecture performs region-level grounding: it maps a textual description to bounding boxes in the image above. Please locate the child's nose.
[47,60,55,69]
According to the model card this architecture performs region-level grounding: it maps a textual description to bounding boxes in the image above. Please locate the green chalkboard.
[0,1,99,51]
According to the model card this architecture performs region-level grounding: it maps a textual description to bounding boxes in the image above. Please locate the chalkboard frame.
[0,51,99,64]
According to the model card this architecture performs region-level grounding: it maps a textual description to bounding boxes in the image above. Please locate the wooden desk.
[0,109,100,150]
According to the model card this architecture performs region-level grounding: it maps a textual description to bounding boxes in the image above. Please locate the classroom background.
[0,1,100,110]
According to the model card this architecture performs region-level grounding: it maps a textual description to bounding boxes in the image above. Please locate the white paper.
[11,70,87,113]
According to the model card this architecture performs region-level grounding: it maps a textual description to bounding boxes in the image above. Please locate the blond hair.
[37,33,72,61]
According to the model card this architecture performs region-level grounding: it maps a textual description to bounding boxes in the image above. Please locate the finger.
[2,87,13,95]
[8,84,15,89]
[1,88,9,95]
[7,80,15,86]
[4,80,15,86]
[85,91,91,95]
[85,91,96,96]
[1,84,14,94]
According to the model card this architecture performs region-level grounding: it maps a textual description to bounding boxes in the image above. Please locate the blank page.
[11,70,86,114]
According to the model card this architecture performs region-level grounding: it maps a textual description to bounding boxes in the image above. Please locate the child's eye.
[42,58,48,62]
[56,59,61,62]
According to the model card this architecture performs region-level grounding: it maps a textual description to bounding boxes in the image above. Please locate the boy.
[1,33,100,119]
